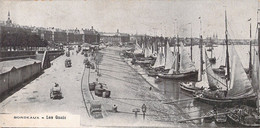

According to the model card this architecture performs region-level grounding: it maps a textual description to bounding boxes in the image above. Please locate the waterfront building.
[100,29,130,44]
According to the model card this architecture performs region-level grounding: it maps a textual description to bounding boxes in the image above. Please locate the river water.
[129,44,254,127]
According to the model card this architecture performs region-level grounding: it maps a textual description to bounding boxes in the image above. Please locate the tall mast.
[225,10,230,87]
[190,23,193,61]
[177,35,180,72]
[164,37,167,63]
[177,35,179,53]
[156,37,159,54]
[249,19,252,78]
[199,17,203,75]
[173,37,176,53]
[151,37,153,54]
[210,37,213,58]
[257,8,260,116]
[200,35,203,80]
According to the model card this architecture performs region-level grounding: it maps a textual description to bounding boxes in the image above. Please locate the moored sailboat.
[132,38,154,65]
[147,39,173,77]
[227,52,260,127]
[180,35,205,93]
[226,17,260,126]
[194,11,256,106]
[158,40,198,80]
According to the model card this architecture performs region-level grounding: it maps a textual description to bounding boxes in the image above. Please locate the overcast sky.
[0,0,258,39]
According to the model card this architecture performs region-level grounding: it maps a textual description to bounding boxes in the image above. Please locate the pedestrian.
[149,87,152,91]
[112,104,118,112]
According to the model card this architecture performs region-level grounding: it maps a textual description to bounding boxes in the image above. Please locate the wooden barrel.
[95,88,105,97]
[103,90,111,98]
[89,83,95,91]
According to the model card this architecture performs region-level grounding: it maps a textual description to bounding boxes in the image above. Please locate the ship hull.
[227,113,260,127]
[180,82,203,93]
[158,70,198,80]
[194,93,256,107]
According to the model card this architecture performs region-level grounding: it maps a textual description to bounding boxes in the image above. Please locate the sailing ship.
[132,39,154,65]
[227,52,260,126]
[194,11,256,106]
[147,38,172,77]
[158,40,198,80]
[180,36,206,93]
[226,18,260,126]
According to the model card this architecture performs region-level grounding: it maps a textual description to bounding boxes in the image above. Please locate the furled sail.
[227,46,254,98]
[148,45,153,57]
[152,48,165,68]
[134,40,143,54]
[165,42,175,69]
[144,41,153,57]
[179,42,196,73]
[167,53,177,74]
[205,51,225,90]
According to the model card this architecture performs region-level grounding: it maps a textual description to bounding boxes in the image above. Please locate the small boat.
[204,109,228,123]
[158,70,198,79]
[215,109,228,123]
[216,114,227,123]
[204,110,215,122]
[227,106,260,127]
